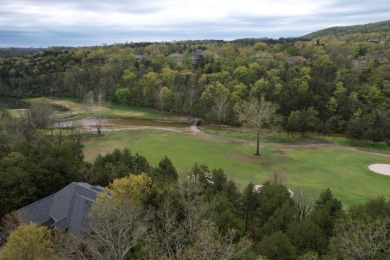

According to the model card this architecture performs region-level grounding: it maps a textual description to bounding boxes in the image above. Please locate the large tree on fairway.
[238,97,279,156]
[85,91,104,135]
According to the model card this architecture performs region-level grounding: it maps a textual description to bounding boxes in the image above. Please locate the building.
[368,38,381,43]
[192,49,204,64]
[287,56,307,65]
[168,53,183,62]
[135,54,143,60]
[19,182,103,237]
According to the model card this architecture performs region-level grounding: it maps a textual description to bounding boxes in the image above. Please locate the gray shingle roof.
[169,53,183,58]
[19,182,103,236]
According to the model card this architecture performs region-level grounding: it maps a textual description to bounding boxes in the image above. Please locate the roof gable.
[19,182,103,236]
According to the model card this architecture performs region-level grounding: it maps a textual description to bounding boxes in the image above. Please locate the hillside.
[304,20,390,39]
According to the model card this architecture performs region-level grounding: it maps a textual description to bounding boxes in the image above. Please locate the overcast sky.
[1,0,390,47]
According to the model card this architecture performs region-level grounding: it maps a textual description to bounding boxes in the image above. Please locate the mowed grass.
[24,97,178,121]
[83,129,390,207]
[201,125,390,154]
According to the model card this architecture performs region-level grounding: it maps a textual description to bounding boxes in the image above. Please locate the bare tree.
[85,91,104,134]
[179,219,252,260]
[30,100,55,129]
[234,101,248,133]
[292,189,313,222]
[237,97,280,156]
[212,93,229,130]
[83,200,149,259]
[14,109,36,142]
[267,168,287,185]
[331,217,390,259]
[187,88,197,119]
[145,188,251,260]
[0,210,28,236]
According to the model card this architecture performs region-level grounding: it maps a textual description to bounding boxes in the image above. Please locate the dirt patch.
[260,159,271,167]
[368,164,390,176]
[228,153,260,163]
[102,127,182,133]
[107,118,190,127]
[58,117,190,129]
[273,149,286,155]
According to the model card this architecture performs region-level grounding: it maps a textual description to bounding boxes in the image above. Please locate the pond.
[0,96,30,109]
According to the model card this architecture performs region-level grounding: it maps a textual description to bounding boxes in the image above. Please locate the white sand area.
[368,164,390,176]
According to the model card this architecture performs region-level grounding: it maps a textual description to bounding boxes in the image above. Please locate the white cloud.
[0,0,389,46]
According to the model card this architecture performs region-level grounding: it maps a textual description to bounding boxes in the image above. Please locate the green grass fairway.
[202,125,390,154]
[83,129,390,207]
[25,97,178,121]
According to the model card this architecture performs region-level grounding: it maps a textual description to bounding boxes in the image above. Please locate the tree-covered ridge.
[304,20,390,39]
[1,30,390,144]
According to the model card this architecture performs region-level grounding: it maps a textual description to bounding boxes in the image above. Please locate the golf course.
[35,96,386,208]
[9,97,390,207]
[82,126,389,207]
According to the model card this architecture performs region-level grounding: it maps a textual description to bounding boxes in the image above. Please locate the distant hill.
[0,47,43,58]
[304,20,390,39]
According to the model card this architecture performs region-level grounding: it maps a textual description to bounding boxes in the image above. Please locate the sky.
[1,0,390,48]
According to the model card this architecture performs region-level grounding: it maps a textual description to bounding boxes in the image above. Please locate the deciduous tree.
[85,91,104,135]
[83,173,158,259]
[0,223,53,260]
[331,217,390,259]
[237,97,280,156]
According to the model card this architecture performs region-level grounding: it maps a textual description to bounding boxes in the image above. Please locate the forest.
[0,23,390,259]
[0,29,390,145]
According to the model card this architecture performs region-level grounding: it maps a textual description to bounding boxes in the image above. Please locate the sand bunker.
[368,164,390,176]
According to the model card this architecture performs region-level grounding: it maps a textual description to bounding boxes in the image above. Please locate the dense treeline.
[0,130,84,218]
[1,146,389,259]
[1,32,390,144]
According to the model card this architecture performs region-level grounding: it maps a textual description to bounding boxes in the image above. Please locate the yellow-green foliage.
[97,173,159,205]
[0,223,53,260]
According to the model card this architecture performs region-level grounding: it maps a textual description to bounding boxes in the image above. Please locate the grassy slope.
[304,20,390,39]
[83,129,390,207]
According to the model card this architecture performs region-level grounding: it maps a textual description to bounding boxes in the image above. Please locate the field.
[83,128,390,207]
[2,97,389,207]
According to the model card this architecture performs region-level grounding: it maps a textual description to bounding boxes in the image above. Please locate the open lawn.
[83,129,390,207]
[202,125,390,154]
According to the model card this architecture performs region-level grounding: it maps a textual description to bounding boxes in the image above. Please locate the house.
[168,53,183,62]
[18,182,103,237]
[287,56,307,65]
[169,53,183,59]
[135,54,143,60]
[253,52,273,59]
[192,49,204,64]
[368,38,380,43]
[253,184,294,197]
